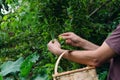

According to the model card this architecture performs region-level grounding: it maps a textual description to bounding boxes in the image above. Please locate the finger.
[54,39,58,42]
[48,40,55,46]
[53,39,59,43]
[50,39,57,43]
[61,35,72,40]
[49,39,59,46]
[49,40,54,44]
[60,32,72,36]
[66,39,72,44]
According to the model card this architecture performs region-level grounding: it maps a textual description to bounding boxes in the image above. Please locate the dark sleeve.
[105,24,120,55]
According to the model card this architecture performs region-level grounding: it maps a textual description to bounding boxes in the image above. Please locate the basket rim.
[53,66,95,77]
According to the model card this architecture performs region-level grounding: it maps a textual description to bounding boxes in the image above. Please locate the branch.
[88,0,111,18]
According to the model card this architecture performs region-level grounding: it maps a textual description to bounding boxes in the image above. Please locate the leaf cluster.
[0,0,120,80]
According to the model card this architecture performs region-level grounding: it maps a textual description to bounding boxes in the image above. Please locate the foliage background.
[0,0,120,80]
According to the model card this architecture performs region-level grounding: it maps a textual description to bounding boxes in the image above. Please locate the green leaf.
[99,71,108,80]
[1,22,8,29]
[20,53,39,77]
[20,61,33,77]
[0,75,3,80]
[34,74,48,80]
[0,16,2,21]
[30,53,39,63]
[0,57,24,76]
[3,15,8,21]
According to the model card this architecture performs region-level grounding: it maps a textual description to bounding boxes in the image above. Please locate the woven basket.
[53,51,98,80]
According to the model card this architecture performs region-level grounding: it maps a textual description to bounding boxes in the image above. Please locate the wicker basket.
[53,51,98,80]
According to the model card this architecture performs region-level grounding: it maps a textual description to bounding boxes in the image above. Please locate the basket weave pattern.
[53,51,98,80]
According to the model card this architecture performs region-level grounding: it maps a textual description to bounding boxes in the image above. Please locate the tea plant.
[0,0,120,80]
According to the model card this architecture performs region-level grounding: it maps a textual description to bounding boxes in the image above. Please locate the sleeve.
[105,24,120,55]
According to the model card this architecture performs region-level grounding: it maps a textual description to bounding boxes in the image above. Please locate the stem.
[50,31,55,43]
[88,0,111,17]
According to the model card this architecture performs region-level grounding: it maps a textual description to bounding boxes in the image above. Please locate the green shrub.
[0,0,120,80]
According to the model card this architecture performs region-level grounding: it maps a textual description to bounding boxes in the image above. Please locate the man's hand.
[47,39,64,55]
[60,32,84,47]
[60,32,99,50]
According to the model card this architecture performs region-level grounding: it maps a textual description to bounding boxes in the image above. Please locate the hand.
[47,39,64,55]
[60,32,85,47]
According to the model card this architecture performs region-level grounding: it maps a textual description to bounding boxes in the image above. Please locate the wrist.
[77,38,86,48]
[56,49,66,56]
[79,39,99,50]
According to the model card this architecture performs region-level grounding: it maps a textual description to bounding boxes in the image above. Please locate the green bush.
[0,0,120,80]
